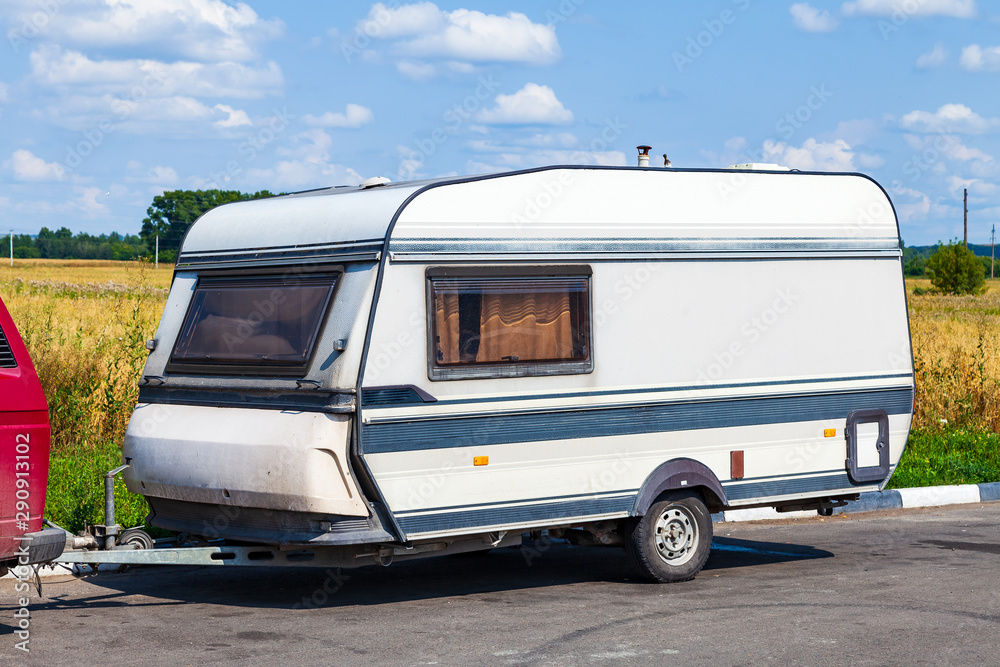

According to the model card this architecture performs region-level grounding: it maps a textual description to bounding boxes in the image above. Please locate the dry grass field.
[0,259,996,530]
[0,260,171,530]
[905,278,1000,432]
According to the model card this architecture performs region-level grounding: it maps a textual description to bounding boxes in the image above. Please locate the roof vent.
[636,145,652,167]
[726,163,791,171]
[360,176,391,189]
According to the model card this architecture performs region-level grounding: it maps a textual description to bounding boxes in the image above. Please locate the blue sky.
[1,0,998,245]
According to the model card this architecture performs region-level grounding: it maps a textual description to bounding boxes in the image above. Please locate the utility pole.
[155,234,159,269]
[964,188,968,248]
[992,224,996,280]
[8,230,11,267]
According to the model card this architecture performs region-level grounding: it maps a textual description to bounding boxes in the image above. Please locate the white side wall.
[361,256,913,535]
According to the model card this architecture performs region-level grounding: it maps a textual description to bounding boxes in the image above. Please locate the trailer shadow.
[19,537,832,613]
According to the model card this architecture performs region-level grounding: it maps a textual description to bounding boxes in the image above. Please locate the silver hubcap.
[653,505,698,566]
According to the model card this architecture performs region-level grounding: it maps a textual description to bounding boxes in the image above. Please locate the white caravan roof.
[177,166,900,269]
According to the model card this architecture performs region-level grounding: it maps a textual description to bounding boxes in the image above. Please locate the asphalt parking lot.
[2,503,998,666]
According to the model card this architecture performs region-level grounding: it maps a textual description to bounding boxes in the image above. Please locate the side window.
[427,267,592,380]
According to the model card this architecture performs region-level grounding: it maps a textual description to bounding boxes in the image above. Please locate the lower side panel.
[392,470,879,540]
[365,410,912,541]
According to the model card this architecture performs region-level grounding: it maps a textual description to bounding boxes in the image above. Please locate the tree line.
[905,240,995,294]
[10,189,277,263]
[10,228,146,260]
[904,242,995,279]
[8,189,998,289]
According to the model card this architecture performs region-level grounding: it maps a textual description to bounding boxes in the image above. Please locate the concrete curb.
[716,481,1000,523]
[0,561,115,580]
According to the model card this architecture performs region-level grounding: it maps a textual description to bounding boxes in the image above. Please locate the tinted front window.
[170,275,336,373]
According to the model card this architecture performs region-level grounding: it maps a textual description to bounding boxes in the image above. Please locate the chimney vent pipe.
[636,145,651,167]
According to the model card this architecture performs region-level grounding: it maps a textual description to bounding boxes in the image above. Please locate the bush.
[904,255,926,277]
[982,255,996,279]
[926,240,985,294]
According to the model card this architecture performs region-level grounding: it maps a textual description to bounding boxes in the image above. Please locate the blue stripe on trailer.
[362,387,913,454]
[397,494,636,535]
[396,471,871,535]
[723,473,856,500]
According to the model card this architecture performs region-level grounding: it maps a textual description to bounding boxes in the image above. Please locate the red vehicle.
[0,297,64,575]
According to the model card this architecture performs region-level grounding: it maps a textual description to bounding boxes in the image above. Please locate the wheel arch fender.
[631,457,728,516]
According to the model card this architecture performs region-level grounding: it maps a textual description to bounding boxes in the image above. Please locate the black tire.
[624,491,713,583]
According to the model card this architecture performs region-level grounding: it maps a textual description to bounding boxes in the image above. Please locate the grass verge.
[888,428,1000,489]
[45,440,151,533]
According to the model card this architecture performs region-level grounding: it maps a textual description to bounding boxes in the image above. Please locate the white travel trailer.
[122,165,914,582]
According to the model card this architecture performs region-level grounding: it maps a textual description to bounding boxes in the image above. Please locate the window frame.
[165,268,341,378]
[425,265,594,382]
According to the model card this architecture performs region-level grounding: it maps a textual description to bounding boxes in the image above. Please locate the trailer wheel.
[624,491,712,583]
[119,528,153,551]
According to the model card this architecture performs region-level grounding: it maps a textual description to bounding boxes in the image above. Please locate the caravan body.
[123,166,914,581]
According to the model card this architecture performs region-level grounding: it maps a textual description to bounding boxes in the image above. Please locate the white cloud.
[725,137,748,152]
[355,3,560,66]
[38,93,225,133]
[517,132,579,148]
[461,129,625,175]
[246,129,363,189]
[761,138,856,171]
[708,134,866,172]
[943,141,993,163]
[468,132,581,152]
[303,104,374,128]
[892,185,932,221]
[7,149,67,181]
[212,104,252,128]
[905,134,994,162]
[74,186,109,217]
[900,104,1000,134]
[446,61,477,74]
[150,165,180,185]
[393,144,426,180]
[396,60,437,80]
[841,0,976,18]
[858,153,886,168]
[476,83,573,125]
[947,176,997,197]
[790,3,839,32]
[23,0,284,62]
[960,44,1000,71]
[28,47,270,134]
[822,118,879,146]
[465,148,626,174]
[124,161,181,187]
[30,46,283,100]
[358,2,446,38]
[916,43,948,68]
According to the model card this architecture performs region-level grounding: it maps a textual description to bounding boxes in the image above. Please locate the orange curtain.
[434,291,463,364]
[476,290,573,363]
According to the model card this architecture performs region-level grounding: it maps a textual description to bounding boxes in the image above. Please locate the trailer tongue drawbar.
[54,465,518,571]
